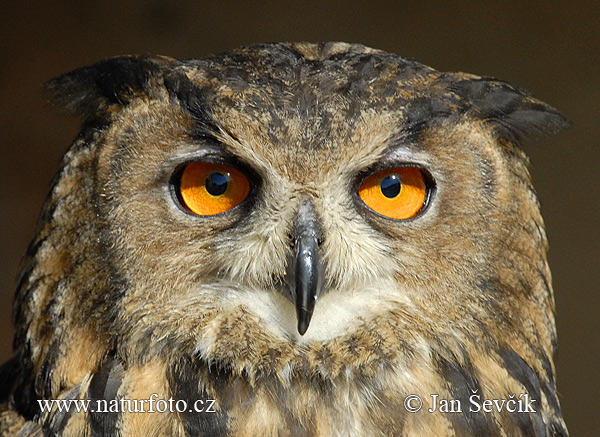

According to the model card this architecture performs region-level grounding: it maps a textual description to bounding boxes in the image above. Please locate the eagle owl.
[0,42,568,436]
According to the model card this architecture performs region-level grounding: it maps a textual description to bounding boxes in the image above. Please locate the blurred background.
[0,1,597,433]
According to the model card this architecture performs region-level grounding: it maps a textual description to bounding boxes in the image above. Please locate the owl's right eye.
[357,166,429,220]
[175,162,250,216]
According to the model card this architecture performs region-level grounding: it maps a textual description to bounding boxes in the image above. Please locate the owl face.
[7,43,568,435]
[82,45,557,353]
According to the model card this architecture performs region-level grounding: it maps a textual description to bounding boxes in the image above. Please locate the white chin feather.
[218,280,414,343]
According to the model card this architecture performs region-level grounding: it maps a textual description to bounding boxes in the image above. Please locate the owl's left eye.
[176,162,250,216]
[358,166,429,220]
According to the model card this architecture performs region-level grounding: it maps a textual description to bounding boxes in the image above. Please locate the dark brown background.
[1,1,597,434]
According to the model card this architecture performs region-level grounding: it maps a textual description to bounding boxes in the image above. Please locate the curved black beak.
[286,201,323,335]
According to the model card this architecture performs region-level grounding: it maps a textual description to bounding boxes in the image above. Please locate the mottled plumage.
[0,42,568,436]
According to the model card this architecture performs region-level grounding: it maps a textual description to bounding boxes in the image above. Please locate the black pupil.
[380,175,401,198]
[205,172,229,196]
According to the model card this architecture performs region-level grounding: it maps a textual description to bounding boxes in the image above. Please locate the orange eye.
[358,166,428,220]
[178,162,250,216]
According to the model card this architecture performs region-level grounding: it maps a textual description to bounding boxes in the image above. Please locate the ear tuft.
[450,77,570,143]
[45,55,176,118]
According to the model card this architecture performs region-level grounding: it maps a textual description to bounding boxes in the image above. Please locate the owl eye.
[358,166,428,220]
[177,162,250,215]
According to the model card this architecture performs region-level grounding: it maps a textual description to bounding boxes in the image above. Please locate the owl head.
[5,43,568,435]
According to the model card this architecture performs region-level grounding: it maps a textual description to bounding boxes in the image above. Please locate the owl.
[0,42,568,436]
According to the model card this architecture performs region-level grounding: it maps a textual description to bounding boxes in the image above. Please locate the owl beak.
[286,201,323,336]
